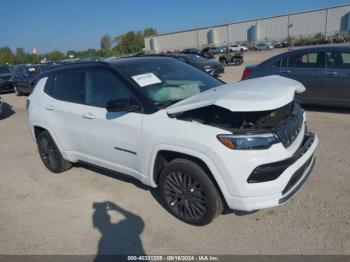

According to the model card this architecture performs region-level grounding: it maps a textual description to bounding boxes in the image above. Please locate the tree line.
[0,27,157,65]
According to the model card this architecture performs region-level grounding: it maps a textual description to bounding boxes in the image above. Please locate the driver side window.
[85,70,131,108]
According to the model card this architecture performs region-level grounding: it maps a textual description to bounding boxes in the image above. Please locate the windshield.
[0,67,11,74]
[117,57,222,105]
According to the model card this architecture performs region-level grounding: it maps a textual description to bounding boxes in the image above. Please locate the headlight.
[217,133,279,150]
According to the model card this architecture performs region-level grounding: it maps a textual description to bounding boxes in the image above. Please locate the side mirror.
[106,98,141,112]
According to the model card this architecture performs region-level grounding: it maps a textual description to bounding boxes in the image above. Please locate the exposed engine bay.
[176,102,302,134]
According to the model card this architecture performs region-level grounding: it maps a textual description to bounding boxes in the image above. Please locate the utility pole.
[227,23,230,48]
[324,8,328,38]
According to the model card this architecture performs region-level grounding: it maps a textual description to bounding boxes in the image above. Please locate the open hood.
[166,75,305,114]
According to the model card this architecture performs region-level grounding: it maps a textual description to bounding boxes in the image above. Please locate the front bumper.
[222,131,318,211]
[0,81,13,92]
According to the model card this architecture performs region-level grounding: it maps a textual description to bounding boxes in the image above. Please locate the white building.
[144,4,350,53]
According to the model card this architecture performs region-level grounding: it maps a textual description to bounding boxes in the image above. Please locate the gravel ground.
[0,49,349,255]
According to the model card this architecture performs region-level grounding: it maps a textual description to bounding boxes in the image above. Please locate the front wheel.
[37,131,72,173]
[220,58,228,66]
[159,159,223,226]
[13,85,21,96]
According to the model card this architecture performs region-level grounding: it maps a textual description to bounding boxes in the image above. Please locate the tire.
[159,159,223,226]
[237,58,243,65]
[220,58,228,66]
[37,131,72,173]
[14,85,21,96]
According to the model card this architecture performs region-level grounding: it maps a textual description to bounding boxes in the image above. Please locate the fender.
[147,143,232,202]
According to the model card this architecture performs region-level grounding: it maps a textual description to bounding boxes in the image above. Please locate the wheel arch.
[151,149,230,207]
[32,124,71,161]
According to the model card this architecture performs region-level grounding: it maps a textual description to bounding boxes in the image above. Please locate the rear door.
[320,50,350,106]
[277,51,322,103]
[43,71,87,160]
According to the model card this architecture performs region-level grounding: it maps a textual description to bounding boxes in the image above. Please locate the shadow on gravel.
[92,201,145,260]
[0,102,15,120]
[303,105,350,114]
[78,163,254,226]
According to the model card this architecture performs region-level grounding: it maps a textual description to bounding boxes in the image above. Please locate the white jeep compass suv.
[27,57,318,225]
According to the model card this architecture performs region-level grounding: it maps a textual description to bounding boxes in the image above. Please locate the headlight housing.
[217,133,279,150]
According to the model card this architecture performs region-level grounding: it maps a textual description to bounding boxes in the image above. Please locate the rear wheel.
[159,159,223,226]
[37,131,72,173]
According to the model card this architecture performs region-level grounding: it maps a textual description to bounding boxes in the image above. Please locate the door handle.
[82,113,96,119]
[325,71,337,76]
[280,69,291,74]
[45,105,54,111]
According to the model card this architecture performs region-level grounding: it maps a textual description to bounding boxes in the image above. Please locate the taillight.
[242,68,253,79]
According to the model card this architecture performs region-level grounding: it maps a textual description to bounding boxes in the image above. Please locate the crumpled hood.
[166,75,305,114]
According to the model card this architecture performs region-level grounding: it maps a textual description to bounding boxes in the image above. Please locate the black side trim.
[114,146,137,155]
[279,157,315,204]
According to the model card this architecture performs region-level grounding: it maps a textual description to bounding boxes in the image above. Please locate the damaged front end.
[175,102,304,149]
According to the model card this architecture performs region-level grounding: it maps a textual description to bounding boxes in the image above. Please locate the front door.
[80,69,144,179]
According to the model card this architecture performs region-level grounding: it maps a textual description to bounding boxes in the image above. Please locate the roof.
[41,56,179,75]
[287,43,350,51]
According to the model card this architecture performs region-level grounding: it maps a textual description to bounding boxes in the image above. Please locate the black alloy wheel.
[163,171,208,220]
[37,131,72,173]
[159,159,223,226]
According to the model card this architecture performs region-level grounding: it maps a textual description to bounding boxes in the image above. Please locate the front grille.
[0,75,11,81]
[275,103,303,148]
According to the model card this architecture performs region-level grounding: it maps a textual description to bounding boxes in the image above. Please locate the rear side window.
[53,72,85,103]
[44,76,54,95]
[270,59,281,67]
[325,51,350,70]
[288,52,320,68]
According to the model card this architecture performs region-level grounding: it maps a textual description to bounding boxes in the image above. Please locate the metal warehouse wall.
[145,4,350,53]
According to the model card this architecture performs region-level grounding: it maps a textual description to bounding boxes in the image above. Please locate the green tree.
[0,47,15,64]
[14,48,28,64]
[112,30,145,55]
[45,50,65,61]
[100,34,112,56]
[143,28,157,37]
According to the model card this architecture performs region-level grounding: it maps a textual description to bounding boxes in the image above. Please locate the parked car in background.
[0,96,3,116]
[0,66,14,93]
[219,51,244,66]
[229,44,248,52]
[28,57,318,225]
[241,44,350,108]
[11,64,48,96]
[160,53,224,76]
[274,41,288,48]
[254,42,274,51]
[182,48,201,54]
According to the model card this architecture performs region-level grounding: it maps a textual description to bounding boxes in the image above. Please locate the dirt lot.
[0,49,349,256]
